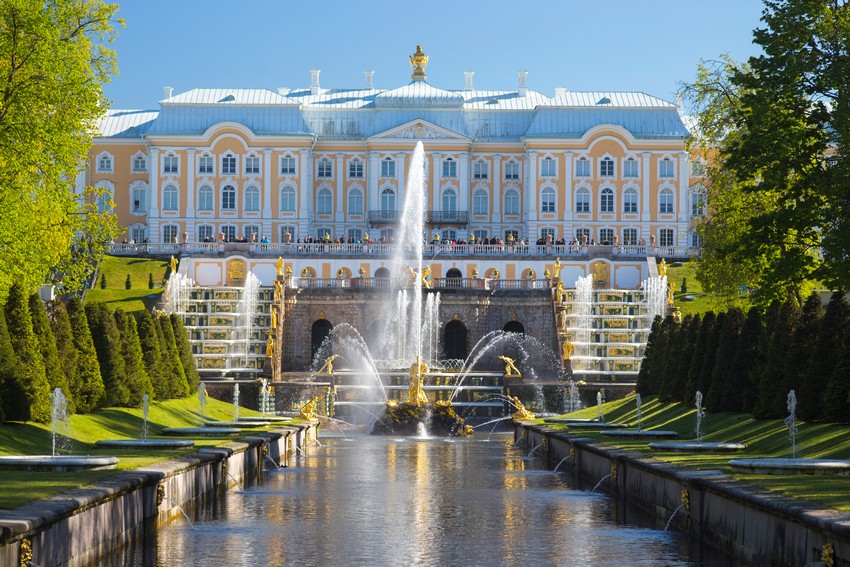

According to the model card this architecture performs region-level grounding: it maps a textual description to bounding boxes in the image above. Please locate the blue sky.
[104,0,766,110]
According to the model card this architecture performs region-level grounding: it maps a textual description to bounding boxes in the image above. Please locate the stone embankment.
[0,424,316,567]
[517,422,850,567]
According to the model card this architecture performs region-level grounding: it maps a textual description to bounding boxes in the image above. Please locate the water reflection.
[100,434,737,566]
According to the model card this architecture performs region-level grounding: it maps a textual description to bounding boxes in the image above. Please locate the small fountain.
[602,392,678,439]
[233,384,240,421]
[98,391,195,449]
[0,388,120,471]
[729,389,850,475]
[649,391,746,453]
[203,383,270,429]
[566,389,629,430]
[238,379,292,424]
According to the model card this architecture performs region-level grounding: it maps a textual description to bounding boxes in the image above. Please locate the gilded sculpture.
[299,396,321,421]
[498,356,521,377]
[317,354,340,376]
[658,258,667,277]
[169,255,178,274]
[276,256,284,277]
[407,356,430,405]
[509,396,535,420]
[265,335,274,358]
[552,257,562,279]
[421,265,432,288]
[409,45,428,80]
[562,338,574,360]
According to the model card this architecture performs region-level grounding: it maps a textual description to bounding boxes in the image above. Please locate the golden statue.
[299,396,321,421]
[421,265,432,288]
[406,265,418,287]
[273,280,282,301]
[271,308,278,329]
[527,269,536,281]
[358,266,366,277]
[553,257,562,279]
[492,269,500,279]
[285,265,293,278]
[276,257,284,277]
[668,282,677,304]
[544,268,551,279]
[169,255,178,274]
[562,338,574,360]
[409,45,428,80]
[471,267,479,278]
[509,396,534,420]
[559,309,568,331]
[498,356,521,377]
[337,267,345,279]
[301,267,310,278]
[317,354,339,376]
[362,232,369,242]
[658,258,667,277]
[407,356,430,405]
[265,336,274,358]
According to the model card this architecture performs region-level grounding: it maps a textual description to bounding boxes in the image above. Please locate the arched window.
[600,188,614,213]
[659,157,675,178]
[198,185,214,211]
[600,157,614,177]
[442,188,457,212]
[131,183,147,213]
[348,188,363,215]
[222,185,236,210]
[504,189,520,215]
[97,153,113,173]
[443,320,468,360]
[244,186,260,212]
[163,185,178,211]
[472,189,488,215]
[541,187,556,213]
[381,157,395,178]
[317,157,333,178]
[623,157,638,178]
[575,188,590,213]
[690,190,706,217]
[280,186,296,212]
[380,187,395,212]
[623,188,638,214]
[442,157,457,178]
[660,189,675,214]
[575,157,590,177]
[317,188,332,214]
[348,158,363,178]
[311,320,333,360]
[473,160,488,179]
[244,154,260,175]
[541,157,556,177]
[132,154,147,173]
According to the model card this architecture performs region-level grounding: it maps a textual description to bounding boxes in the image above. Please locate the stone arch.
[443,319,468,360]
[311,319,333,361]
[503,321,525,334]
[445,268,462,287]
[374,267,390,278]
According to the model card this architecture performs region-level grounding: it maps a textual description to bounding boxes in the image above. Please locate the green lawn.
[85,255,170,311]
[542,395,850,511]
[0,396,287,508]
[665,261,719,316]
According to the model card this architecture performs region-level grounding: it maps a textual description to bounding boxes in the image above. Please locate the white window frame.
[473,160,488,180]
[198,185,214,211]
[575,156,590,177]
[96,151,113,173]
[504,159,520,180]
[162,184,179,211]
[316,188,333,214]
[380,158,396,178]
[198,154,214,175]
[659,188,675,214]
[540,187,556,213]
[280,155,297,175]
[162,153,179,175]
[348,158,364,179]
[317,157,333,179]
[659,157,675,178]
[442,158,457,178]
[221,153,237,175]
[623,188,639,214]
[162,224,179,244]
[472,189,488,215]
[659,228,675,247]
[280,185,296,213]
[575,188,590,213]
[623,157,639,178]
[540,156,556,177]
[244,186,261,212]
[221,184,237,211]
[130,182,147,214]
[244,154,260,175]
[131,152,147,173]
[348,187,364,215]
[504,188,520,215]
[600,187,614,213]
[599,156,615,178]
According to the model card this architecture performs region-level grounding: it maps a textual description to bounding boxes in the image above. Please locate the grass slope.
[545,395,850,511]
[0,396,273,509]
[85,255,169,312]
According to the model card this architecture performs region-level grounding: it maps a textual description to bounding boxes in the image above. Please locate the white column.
[677,151,689,222]
[641,152,652,242]
[492,154,502,221]
[432,152,441,211]
[185,149,196,217]
[149,148,160,242]
[299,149,313,238]
[526,151,538,223]
[262,148,273,239]
[368,152,380,214]
[563,151,574,218]
[459,152,470,214]
[335,153,345,222]
[396,153,405,207]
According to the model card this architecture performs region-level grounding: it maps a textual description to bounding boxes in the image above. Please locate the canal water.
[100,433,739,566]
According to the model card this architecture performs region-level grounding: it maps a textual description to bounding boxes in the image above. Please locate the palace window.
[442,188,457,212]
[504,160,519,180]
[280,156,296,175]
[540,227,555,241]
[600,157,614,177]
[623,188,638,214]
[244,225,259,240]
[441,229,457,242]
[280,187,296,212]
[600,188,614,213]
[472,229,488,242]
[348,188,363,215]
[472,189,488,215]
[659,158,675,178]
[575,188,590,213]
[623,228,638,246]
[222,185,236,210]
[541,187,556,213]
[97,153,113,173]
[221,225,237,241]
[660,189,675,214]
[280,225,296,242]
[540,157,556,177]
[381,158,395,178]
[442,158,457,178]
[132,155,147,173]
[222,154,236,175]
[575,157,590,177]
[244,186,260,212]
[131,185,147,213]
[575,228,591,243]
[198,155,214,174]
[690,191,706,217]
[197,225,214,242]
[198,186,214,211]
[347,228,364,242]
[623,157,638,178]
[691,160,706,177]
[599,228,614,244]
[245,155,260,175]
[504,189,520,215]
[659,228,674,247]
[317,158,333,178]
[473,161,488,180]
[163,154,179,174]
[348,159,363,178]
[381,187,396,212]
[504,229,519,242]
[163,224,179,243]
[131,225,146,244]
[317,188,332,214]
[163,185,178,211]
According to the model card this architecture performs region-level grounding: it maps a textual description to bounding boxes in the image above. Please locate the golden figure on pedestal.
[409,45,428,80]
[170,255,178,274]
[407,356,430,405]
[509,396,534,420]
[299,396,321,421]
[562,338,574,361]
[421,265,432,288]
[276,257,284,277]
[498,356,521,377]
[317,354,339,376]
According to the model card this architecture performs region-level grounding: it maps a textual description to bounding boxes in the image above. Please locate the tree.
[170,314,199,394]
[681,1,850,303]
[0,0,122,297]
[85,302,129,407]
[685,312,716,403]
[148,273,155,290]
[0,306,18,422]
[636,316,664,396]
[754,297,801,419]
[124,274,131,290]
[156,313,189,399]
[46,299,79,413]
[3,283,51,422]
[706,308,744,412]
[784,293,825,416]
[825,327,850,423]
[29,293,73,413]
[671,314,700,403]
[800,292,850,421]
[65,297,104,412]
[135,309,165,399]
[724,307,763,413]
[114,309,153,405]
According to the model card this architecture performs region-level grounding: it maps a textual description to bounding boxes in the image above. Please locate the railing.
[289,277,547,291]
[424,210,469,224]
[367,210,400,223]
[109,242,698,259]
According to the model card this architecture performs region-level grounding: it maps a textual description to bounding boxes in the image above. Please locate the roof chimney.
[517,71,528,97]
[464,71,474,91]
[163,86,173,99]
[364,69,374,89]
[309,69,321,95]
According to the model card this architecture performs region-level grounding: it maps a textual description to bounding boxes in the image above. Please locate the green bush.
[148,273,154,289]
[124,274,132,290]
[99,273,107,289]
[681,278,688,293]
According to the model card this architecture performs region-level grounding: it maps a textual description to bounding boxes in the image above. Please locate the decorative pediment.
[369,120,470,142]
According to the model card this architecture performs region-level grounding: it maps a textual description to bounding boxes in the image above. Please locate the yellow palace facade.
[90,47,704,272]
